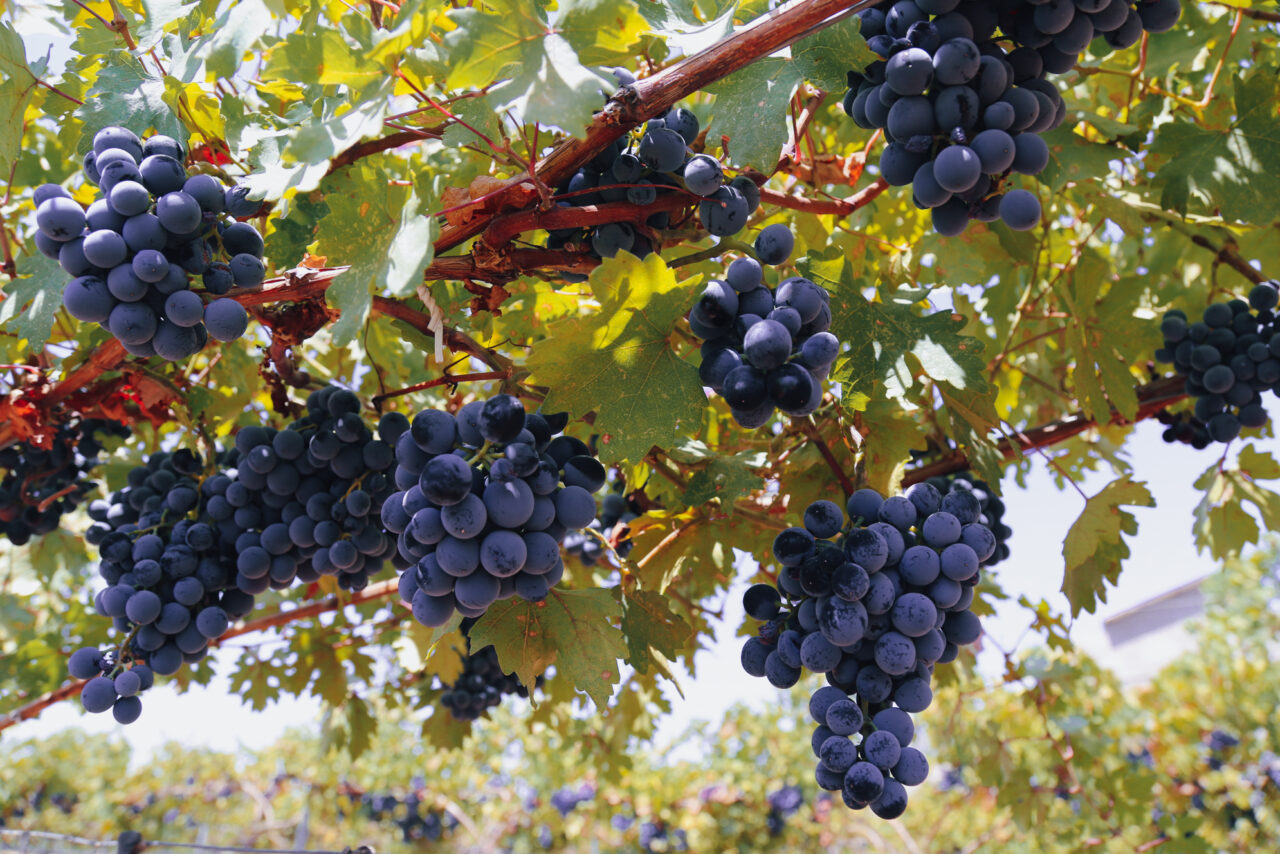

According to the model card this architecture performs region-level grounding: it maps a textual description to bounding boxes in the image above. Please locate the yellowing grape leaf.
[525,252,704,464]
[0,22,36,169]
[861,400,931,495]
[1193,444,1280,560]
[1061,476,1154,618]
[469,588,626,709]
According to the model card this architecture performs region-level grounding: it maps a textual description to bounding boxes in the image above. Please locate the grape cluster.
[765,785,805,835]
[0,418,130,544]
[548,70,759,259]
[994,0,1182,62]
[223,386,399,595]
[922,473,1011,566]
[36,126,262,359]
[549,783,596,817]
[79,447,254,723]
[386,396,603,626]
[845,0,1180,235]
[67,645,155,725]
[563,475,636,567]
[357,789,455,843]
[1155,409,1212,449]
[1155,281,1280,443]
[691,224,839,427]
[438,619,538,722]
[740,482,996,818]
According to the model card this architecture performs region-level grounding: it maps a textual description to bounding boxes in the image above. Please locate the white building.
[1100,577,1207,685]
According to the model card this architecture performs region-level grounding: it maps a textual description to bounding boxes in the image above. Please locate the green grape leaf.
[74,51,187,147]
[0,253,64,352]
[525,252,704,464]
[633,0,736,54]
[1149,72,1280,224]
[1193,444,1280,560]
[132,0,199,52]
[200,0,272,79]
[469,588,627,709]
[1039,122,1125,193]
[1061,475,1154,618]
[790,13,875,92]
[861,400,932,495]
[421,705,473,750]
[830,294,988,412]
[342,694,377,759]
[0,22,35,169]
[313,165,437,345]
[706,57,801,170]
[263,27,384,87]
[28,528,92,584]
[618,588,693,677]
[444,3,614,137]
[683,453,765,508]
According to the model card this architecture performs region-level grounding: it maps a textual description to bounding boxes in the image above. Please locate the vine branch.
[902,375,1188,484]
[0,578,401,734]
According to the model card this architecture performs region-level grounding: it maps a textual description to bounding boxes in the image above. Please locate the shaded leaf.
[469,588,626,708]
[618,588,693,677]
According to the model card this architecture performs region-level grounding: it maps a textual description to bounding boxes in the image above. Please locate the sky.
[9,418,1263,762]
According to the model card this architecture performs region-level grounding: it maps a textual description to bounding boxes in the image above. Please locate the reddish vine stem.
[796,417,856,496]
[480,194,694,250]
[0,579,402,734]
[325,129,441,176]
[902,375,1188,484]
[760,177,890,216]
[1204,1,1280,22]
[42,266,513,408]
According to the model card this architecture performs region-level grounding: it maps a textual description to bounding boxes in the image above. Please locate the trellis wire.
[0,830,372,854]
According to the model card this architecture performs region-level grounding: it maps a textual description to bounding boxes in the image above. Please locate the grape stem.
[758,177,890,217]
[0,577,402,733]
[370,371,511,407]
[795,417,856,498]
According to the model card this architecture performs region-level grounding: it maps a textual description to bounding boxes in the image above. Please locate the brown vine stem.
[480,193,695,249]
[42,264,519,407]
[902,374,1188,484]
[369,370,510,406]
[1186,233,1268,286]
[325,129,441,177]
[796,417,856,497]
[430,0,887,257]
[0,578,402,734]
[1205,1,1280,23]
[760,176,890,216]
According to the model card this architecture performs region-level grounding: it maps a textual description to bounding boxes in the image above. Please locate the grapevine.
[0,0,1268,846]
